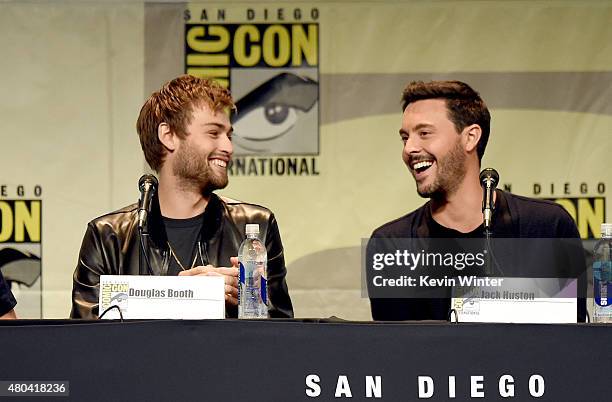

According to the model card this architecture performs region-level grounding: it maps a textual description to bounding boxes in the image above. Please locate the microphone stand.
[452,169,502,322]
[483,186,492,275]
[484,226,494,276]
[480,169,500,277]
[483,201,505,277]
[137,175,157,276]
[139,226,154,276]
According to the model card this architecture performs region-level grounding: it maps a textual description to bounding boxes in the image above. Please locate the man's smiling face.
[400,99,467,200]
[173,104,233,194]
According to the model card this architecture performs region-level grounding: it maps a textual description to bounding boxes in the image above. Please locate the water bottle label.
[239,262,245,285]
[593,261,611,307]
[261,276,268,305]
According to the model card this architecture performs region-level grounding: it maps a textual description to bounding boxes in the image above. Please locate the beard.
[173,144,229,195]
[416,139,466,200]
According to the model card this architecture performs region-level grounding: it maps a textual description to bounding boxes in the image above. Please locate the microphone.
[137,174,158,231]
[479,168,499,232]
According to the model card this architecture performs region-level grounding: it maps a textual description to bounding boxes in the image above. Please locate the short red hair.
[136,75,234,171]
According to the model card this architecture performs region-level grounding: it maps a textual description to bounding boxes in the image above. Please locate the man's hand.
[178,257,239,306]
[0,309,17,319]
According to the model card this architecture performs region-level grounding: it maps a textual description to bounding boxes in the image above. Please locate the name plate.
[452,278,578,323]
[99,275,225,319]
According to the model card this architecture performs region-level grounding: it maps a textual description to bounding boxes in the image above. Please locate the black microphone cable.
[98,304,124,321]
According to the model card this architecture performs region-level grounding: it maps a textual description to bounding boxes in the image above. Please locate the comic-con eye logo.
[185,23,319,156]
[101,283,129,313]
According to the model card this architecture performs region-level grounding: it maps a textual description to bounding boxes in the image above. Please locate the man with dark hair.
[400,80,491,163]
[71,75,293,319]
[0,270,17,319]
[369,80,585,322]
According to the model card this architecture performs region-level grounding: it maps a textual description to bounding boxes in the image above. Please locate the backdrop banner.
[0,1,609,318]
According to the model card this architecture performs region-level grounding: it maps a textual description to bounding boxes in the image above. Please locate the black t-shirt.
[163,213,205,276]
[0,269,17,316]
[426,191,510,238]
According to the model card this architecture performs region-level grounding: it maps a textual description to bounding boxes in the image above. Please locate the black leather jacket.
[71,193,293,319]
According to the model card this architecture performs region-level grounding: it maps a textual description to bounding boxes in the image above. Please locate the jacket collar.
[146,192,225,249]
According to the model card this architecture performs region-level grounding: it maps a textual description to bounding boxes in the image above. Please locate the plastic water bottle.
[238,224,268,319]
[593,223,612,323]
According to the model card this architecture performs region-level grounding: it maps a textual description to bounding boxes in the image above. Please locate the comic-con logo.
[185,9,320,175]
[100,282,129,314]
[0,193,42,318]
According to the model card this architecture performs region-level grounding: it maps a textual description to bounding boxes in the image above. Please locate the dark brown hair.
[402,80,491,161]
[136,75,234,171]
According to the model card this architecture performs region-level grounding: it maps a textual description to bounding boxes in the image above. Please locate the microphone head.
[138,174,158,191]
[479,168,499,185]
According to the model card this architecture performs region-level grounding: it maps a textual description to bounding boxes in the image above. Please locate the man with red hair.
[71,75,293,319]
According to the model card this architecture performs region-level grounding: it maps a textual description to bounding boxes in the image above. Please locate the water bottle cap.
[602,223,612,237]
[245,224,260,235]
